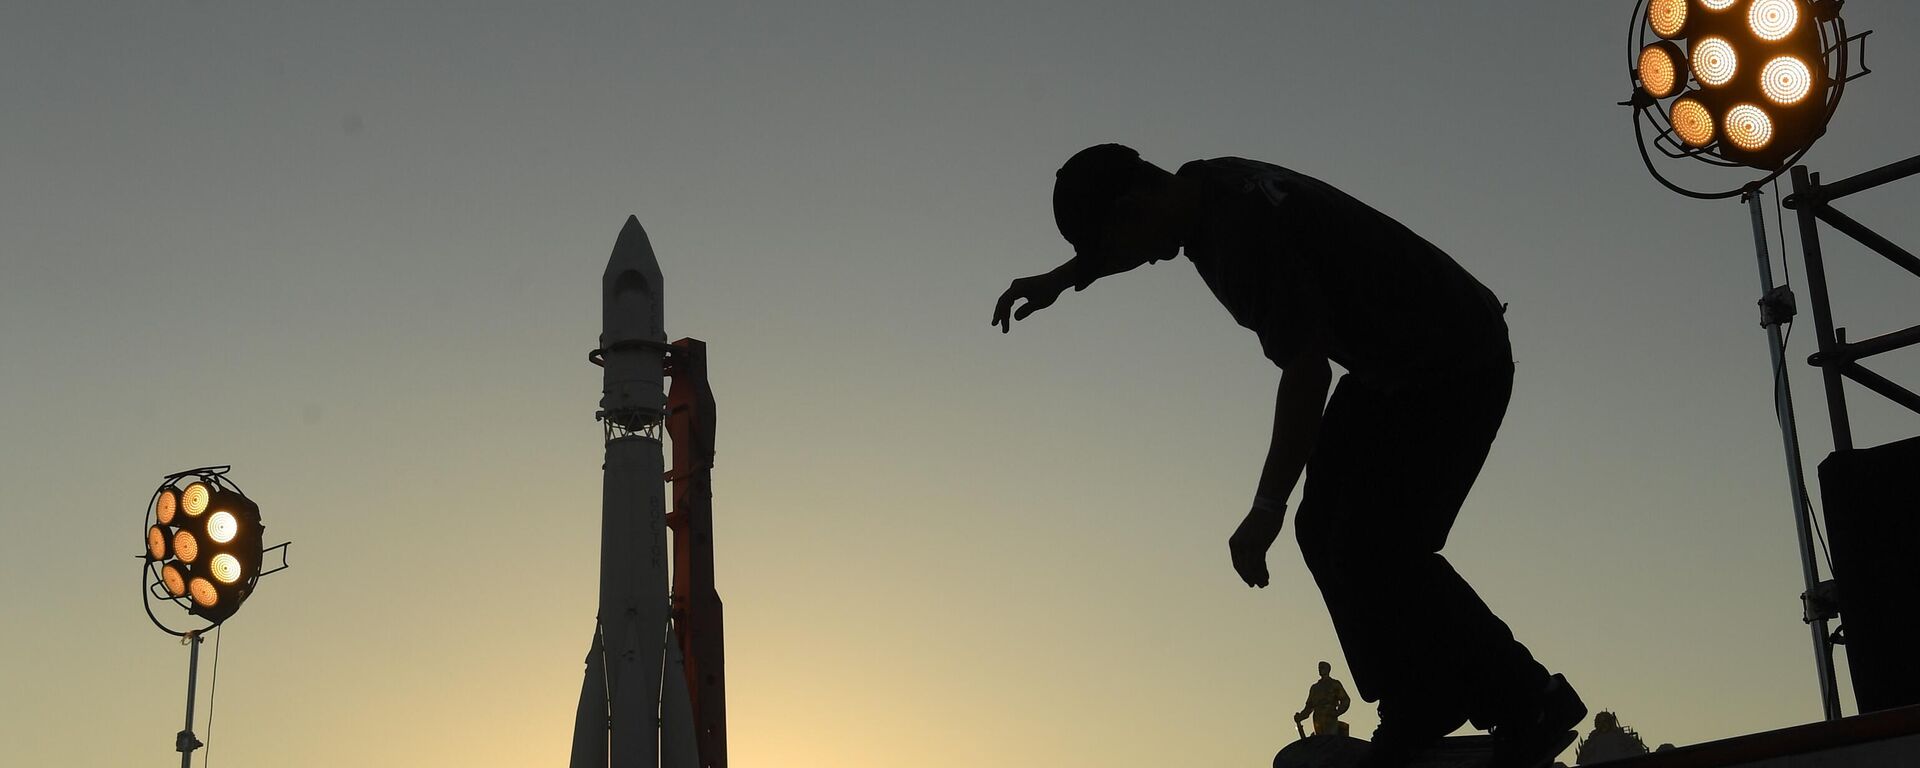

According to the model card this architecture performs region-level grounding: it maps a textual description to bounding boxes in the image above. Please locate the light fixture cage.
[141,466,289,636]
[1626,0,1871,198]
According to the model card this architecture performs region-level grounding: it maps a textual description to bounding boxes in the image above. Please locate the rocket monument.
[572,217,727,768]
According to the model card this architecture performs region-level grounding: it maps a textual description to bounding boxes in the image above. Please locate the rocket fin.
[661,624,700,768]
[569,625,608,768]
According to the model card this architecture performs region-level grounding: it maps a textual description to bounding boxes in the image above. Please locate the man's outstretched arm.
[992,251,1158,333]
[1229,352,1331,588]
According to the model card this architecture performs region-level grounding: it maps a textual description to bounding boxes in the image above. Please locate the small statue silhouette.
[1573,710,1650,765]
[1294,661,1352,738]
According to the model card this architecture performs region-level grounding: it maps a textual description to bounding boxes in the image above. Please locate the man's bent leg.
[1300,366,1552,727]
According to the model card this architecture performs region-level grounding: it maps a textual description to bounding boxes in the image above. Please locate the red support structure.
[665,338,727,768]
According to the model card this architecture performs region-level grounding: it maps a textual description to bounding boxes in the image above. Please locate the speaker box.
[1819,435,1920,713]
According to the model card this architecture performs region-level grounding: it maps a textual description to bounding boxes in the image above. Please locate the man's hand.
[991,272,1069,333]
[1229,504,1285,588]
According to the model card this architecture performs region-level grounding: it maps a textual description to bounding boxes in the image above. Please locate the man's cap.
[1053,143,1144,249]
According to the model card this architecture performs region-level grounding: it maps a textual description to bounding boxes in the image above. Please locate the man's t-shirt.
[1176,157,1508,390]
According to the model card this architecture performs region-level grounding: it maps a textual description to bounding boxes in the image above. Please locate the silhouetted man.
[1296,661,1352,738]
[991,145,1585,768]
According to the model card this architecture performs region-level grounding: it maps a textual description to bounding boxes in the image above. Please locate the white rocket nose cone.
[603,215,666,345]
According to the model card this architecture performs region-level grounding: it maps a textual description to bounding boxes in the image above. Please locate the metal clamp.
[1802,579,1841,624]
[1759,286,1797,328]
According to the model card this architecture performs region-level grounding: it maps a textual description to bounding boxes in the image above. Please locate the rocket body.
[573,217,671,768]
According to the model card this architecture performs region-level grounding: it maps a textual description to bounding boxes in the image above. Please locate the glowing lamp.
[208,554,244,585]
[155,488,179,526]
[181,482,210,518]
[1639,42,1687,99]
[160,562,188,598]
[188,577,219,608]
[1649,0,1689,39]
[1762,56,1813,105]
[148,525,170,560]
[172,529,200,564]
[1692,37,1738,87]
[1725,104,1776,151]
[207,511,238,544]
[1750,0,1800,41]
[1671,94,1716,147]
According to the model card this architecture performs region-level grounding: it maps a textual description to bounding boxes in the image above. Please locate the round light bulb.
[148,525,169,560]
[1671,97,1716,147]
[209,553,244,584]
[1648,0,1688,38]
[1761,56,1813,105]
[1726,104,1776,151]
[1749,0,1799,42]
[173,529,200,564]
[207,511,239,544]
[1692,37,1738,87]
[182,482,210,517]
[161,564,188,597]
[1639,44,1684,99]
[156,489,179,525]
[1702,0,1737,10]
[189,577,219,607]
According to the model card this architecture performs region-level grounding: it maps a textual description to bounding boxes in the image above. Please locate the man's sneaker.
[1488,673,1586,768]
[1357,696,1468,768]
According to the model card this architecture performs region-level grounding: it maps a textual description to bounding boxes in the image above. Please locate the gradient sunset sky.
[6,2,1920,766]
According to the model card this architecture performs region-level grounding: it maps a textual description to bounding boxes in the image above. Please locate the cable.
[204,625,221,767]
[1772,178,1791,293]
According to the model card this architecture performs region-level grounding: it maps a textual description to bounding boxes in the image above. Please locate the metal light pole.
[176,631,206,768]
[1743,189,1843,720]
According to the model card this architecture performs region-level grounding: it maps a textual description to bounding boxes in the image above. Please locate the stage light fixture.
[143,469,279,631]
[1625,0,1863,197]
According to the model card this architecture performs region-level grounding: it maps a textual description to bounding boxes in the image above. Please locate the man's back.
[1176,157,1507,388]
